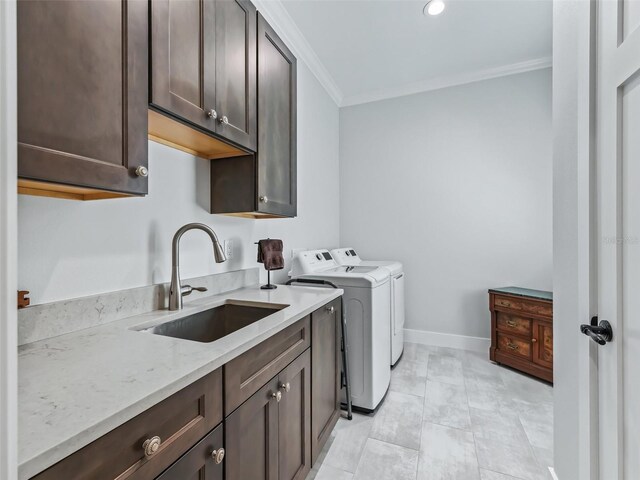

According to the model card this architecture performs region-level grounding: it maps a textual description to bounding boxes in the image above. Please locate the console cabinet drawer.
[32,369,223,480]
[497,333,531,360]
[494,295,553,317]
[224,316,311,415]
[496,312,532,337]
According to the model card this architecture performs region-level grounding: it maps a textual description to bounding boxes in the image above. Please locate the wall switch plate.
[224,240,233,259]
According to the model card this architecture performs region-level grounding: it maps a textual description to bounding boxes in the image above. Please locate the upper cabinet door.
[215,0,257,151]
[257,13,297,217]
[17,0,148,196]
[150,0,217,132]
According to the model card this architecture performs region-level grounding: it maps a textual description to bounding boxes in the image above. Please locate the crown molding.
[340,56,553,107]
[252,0,343,106]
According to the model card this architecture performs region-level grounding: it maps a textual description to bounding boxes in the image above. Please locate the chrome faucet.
[169,223,227,311]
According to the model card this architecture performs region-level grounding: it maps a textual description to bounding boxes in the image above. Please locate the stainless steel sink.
[137,301,288,343]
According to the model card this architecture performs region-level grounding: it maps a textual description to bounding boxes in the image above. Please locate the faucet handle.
[180,285,208,297]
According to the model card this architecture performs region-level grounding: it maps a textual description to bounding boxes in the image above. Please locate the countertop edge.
[18,286,342,479]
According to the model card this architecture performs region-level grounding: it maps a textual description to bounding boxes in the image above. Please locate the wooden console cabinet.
[489,287,553,383]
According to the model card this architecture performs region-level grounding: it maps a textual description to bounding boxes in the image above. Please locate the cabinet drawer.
[156,423,224,480]
[224,317,311,415]
[497,333,531,360]
[32,369,223,480]
[494,295,553,317]
[496,313,532,336]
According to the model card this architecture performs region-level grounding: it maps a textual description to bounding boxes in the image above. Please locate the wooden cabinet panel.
[215,0,257,150]
[150,0,216,132]
[257,13,297,217]
[278,350,312,480]
[311,299,341,463]
[532,320,553,369]
[224,316,310,415]
[32,369,223,480]
[17,0,148,196]
[225,376,279,480]
[156,424,224,480]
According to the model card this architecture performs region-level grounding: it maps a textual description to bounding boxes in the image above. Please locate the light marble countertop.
[18,284,342,479]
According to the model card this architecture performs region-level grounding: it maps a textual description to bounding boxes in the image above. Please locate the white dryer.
[291,249,390,412]
[331,248,405,366]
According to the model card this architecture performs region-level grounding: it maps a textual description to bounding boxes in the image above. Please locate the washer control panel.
[291,249,338,275]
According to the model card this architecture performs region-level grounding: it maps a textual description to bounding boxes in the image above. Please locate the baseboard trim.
[404,328,490,353]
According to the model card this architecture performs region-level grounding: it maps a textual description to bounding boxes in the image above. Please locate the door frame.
[552,0,599,479]
[0,0,18,479]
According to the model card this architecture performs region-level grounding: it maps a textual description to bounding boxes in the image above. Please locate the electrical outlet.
[224,240,233,259]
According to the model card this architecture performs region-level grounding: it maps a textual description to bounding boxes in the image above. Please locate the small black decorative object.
[256,238,284,290]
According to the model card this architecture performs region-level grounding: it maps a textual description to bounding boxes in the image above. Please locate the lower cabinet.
[29,299,340,480]
[310,298,341,463]
[226,349,311,480]
[156,424,224,480]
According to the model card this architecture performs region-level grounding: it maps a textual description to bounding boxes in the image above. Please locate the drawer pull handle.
[142,436,161,458]
[271,391,282,402]
[279,382,291,393]
[500,301,512,307]
[506,342,519,351]
[506,320,518,328]
[211,447,225,464]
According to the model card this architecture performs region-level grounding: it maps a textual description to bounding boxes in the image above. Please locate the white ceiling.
[279,0,552,106]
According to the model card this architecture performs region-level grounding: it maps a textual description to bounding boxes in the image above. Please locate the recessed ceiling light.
[424,0,445,16]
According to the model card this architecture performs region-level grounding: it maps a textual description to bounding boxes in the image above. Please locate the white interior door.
[594,0,640,477]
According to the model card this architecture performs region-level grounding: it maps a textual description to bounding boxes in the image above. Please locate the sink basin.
[137,301,288,343]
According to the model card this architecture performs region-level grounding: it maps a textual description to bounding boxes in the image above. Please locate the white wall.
[18,62,340,305]
[339,69,552,339]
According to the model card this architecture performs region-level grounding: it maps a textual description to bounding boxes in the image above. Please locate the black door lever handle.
[580,320,613,345]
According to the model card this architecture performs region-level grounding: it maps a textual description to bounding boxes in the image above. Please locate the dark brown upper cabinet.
[215,0,257,150]
[209,13,297,218]
[150,0,257,153]
[256,12,297,217]
[17,0,149,200]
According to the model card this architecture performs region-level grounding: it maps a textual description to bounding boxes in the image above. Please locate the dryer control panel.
[331,247,362,265]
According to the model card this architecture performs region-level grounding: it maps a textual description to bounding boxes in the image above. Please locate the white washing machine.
[290,249,390,412]
[331,248,405,366]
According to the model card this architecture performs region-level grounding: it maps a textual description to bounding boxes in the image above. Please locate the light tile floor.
[306,343,553,480]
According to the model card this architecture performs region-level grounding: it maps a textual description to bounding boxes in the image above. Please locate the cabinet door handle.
[206,109,218,120]
[142,436,161,458]
[134,165,148,177]
[531,338,538,343]
[271,391,282,402]
[326,305,335,314]
[218,115,229,125]
[279,382,291,393]
[259,195,269,204]
[211,448,225,464]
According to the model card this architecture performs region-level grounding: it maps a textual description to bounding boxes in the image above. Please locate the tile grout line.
[463,353,484,480]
